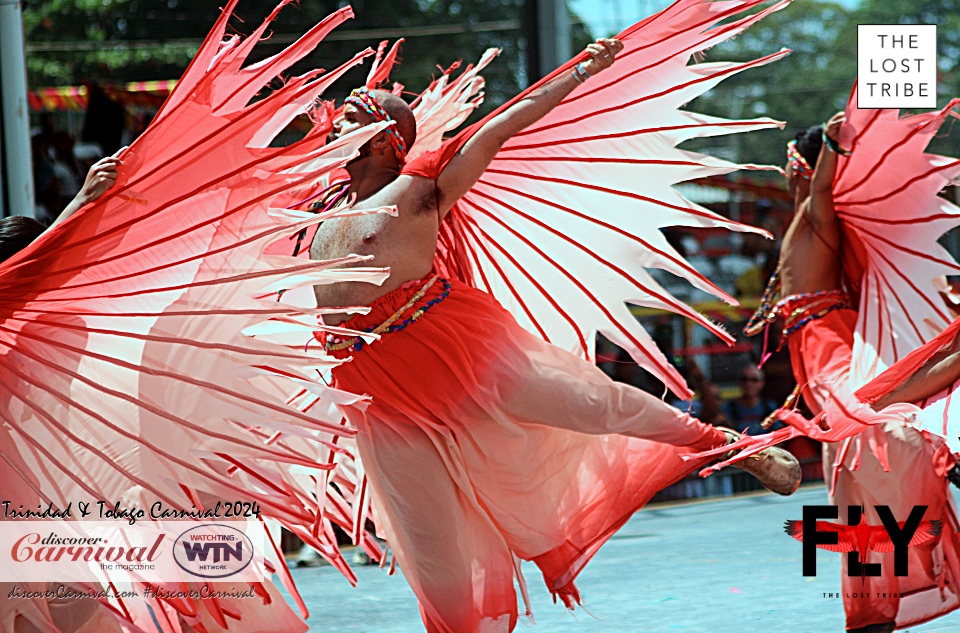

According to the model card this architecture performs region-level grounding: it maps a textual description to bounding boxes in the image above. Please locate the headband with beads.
[344,87,408,164]
[786,139,813,180]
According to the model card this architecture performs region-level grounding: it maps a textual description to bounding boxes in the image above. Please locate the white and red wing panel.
[836,87,960,389]
[436,0,791,398]
[0,2,393,614]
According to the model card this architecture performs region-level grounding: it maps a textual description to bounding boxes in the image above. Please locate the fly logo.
[785,506,941,577]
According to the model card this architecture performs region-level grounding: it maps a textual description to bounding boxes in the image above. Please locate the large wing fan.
[696,88,960,467]
[834,86,960,450]
[435,0,791,398]
[836,85,960,387]
[0,0,394,619]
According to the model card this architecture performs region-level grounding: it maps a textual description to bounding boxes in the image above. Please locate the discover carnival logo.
[12,531,163,566]
[173,524,254,579]
[0,521,263,584]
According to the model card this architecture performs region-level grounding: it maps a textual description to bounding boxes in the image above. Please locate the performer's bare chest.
[309,177,440,314]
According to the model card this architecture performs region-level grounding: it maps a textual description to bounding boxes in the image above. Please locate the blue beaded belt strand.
[324,277,452,353]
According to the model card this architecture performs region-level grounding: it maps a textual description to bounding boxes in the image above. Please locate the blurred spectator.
[74,142,107,181]
[36,113,79,173]
[670,358,726,426]
[607,349,666,396]
[737,200,781,298]
[757,327,800,406]
[32,134,61,222]
[722,364,782,436]
[82,84,127,155]
[32,114,84,223]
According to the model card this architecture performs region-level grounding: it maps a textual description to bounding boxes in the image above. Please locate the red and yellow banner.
[28,80,178,112]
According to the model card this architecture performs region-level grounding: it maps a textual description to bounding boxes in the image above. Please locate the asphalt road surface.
[289,486,960,632]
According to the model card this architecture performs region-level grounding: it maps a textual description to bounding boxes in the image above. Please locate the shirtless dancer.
[309,39,801,631]
[779,114,957,633]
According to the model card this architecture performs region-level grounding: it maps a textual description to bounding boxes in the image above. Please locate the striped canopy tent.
[28,80,178,112]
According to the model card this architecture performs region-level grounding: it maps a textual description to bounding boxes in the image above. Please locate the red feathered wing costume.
[254,1,799,631]
[0,2,400,631]
[696,85,960,629]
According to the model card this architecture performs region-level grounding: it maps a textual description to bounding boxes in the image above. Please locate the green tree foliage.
[24,0,594,113]
[687,0,960,172]
[27,0,960,161]
[684,0,856,174]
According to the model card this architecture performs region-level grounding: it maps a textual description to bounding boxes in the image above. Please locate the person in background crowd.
[1,154,121,263]
[722,364,782,436]
[670,358,726,426]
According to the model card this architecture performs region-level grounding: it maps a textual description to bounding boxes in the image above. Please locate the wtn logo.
[173,524,254,578]
[180,541,243,564]
[785,505,941,577]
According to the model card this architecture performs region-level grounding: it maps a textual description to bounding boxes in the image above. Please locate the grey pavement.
[289,486,960,632]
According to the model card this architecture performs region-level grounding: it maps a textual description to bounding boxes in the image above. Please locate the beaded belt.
[776,290,850,339]
[324,275,452,353]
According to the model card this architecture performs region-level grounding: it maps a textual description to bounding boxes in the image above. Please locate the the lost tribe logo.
[173,524,254,579]
[785,506,941,577]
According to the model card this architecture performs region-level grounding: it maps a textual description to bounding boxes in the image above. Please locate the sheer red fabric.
[326,277,724,631]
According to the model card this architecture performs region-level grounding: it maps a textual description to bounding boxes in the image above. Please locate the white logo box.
[0,520,265,583]
[858,24,937,109]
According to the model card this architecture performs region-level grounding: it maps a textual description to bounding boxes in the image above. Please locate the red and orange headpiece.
[344,87,408,164]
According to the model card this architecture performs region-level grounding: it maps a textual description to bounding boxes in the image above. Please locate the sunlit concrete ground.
[288,486,960,632]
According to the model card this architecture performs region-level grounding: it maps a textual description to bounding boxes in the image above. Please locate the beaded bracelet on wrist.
[821,129,851,156]
[776,290,850,338]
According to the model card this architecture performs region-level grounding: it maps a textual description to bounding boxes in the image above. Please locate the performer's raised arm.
[802,112,844,254]
[871,339,960,410]
[434,38,623,216]
[46,154,121,231]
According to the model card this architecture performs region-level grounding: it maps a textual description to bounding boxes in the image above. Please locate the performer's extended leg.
[493,330,800,496]
[497,331,726,449]
[353,413,519,633]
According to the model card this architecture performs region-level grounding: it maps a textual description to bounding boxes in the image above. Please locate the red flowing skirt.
[327,276,725,632]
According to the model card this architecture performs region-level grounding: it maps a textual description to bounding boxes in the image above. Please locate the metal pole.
[537,0,571,78]
[0,97,6,217]
[0,0,34,218]
[526,0,571,82]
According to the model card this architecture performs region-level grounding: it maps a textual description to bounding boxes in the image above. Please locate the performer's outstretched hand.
[76,155,122,206]
[582,38,624,76]
[823,111,845,146]
[48,151,124,231]
[435,38,627,216]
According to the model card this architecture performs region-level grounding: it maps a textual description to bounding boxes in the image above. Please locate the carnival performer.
[722,112,960,633]
[0,0,797,630]
[299,22,806,633]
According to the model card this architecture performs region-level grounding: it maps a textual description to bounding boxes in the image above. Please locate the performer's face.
[328,103,375,143]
